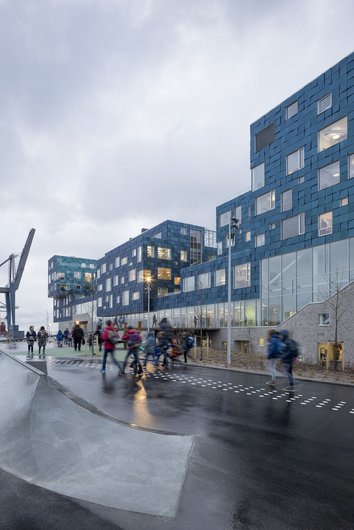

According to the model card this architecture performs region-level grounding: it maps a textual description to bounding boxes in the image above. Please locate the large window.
[318,117,347,152]
[180,250,187,262]
[146,245,154,258]
[286,101,298,120]
[197,272,210,289]
[190,229,202,265]
[157,267,171,280]
[215,269,226,286]
[157,287,168,297]
[121,257,128,266]
[219,211,230,227]
[157,247,171,260]
[282,213,305,239]
[234,263,251,288]
[281,190,292,212]
[114,257,120,268]
[349,154,354,179]
[318,212,333,236]
[287,147,304,175]
[251,163,265,191]
[183,277,195,292]
[132,292,140,301]
[255,234,265,247]
[255,123,275,152]
[128,269,136,282]
[122,290,129,306]
[256,190,275,215]
[317,93,332,114]
[319,161,340,190]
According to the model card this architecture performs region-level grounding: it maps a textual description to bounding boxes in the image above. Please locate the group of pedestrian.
[98,317,195,376]
[26,326,49,359]
[267,329,299,391]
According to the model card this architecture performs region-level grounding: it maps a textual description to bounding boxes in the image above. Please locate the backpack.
[127,331,141,348]
[186,336,194,349]
[285,338,299,359]
[106,330,120,344]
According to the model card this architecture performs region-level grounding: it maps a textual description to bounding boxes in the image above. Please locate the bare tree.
[324,270,350,370]
[83,298,99,355]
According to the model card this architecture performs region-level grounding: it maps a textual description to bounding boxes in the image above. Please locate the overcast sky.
[0,0,353,331]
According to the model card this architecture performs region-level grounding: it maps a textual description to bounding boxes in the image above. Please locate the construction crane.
[0,229,35,338]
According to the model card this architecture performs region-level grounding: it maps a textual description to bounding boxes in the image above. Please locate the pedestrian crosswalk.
[52,359,354,415]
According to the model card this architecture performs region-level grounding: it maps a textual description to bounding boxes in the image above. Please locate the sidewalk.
[188,348,354,387]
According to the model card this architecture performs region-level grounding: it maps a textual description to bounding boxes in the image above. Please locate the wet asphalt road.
[2,359,354,530]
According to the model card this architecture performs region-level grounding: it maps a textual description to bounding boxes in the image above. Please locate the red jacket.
[101,325,115,351]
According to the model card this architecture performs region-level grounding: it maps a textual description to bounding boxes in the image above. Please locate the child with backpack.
[183,333,194,363]
[279,330,299,391]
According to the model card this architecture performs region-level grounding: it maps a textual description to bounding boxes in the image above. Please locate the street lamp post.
[227,214,240,366]
[146,277,152,332]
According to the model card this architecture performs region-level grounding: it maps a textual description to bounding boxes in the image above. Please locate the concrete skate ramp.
[0,352,194,517]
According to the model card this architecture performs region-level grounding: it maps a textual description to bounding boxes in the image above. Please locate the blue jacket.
[267,334,283,359]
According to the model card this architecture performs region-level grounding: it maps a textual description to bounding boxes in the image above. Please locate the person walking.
[143,331,157,368]
[56,329,64,347]
[26,326,37,358]
[182,332,194,363]
[157,317,174,368]
[266,329,283,387]
[280,330,299,391]
[72,324,84,352]
[121,326,143,375]
[37,326,48,359]
[100,320,122,374]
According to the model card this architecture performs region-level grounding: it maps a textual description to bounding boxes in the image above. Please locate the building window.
[73,271,81,279]
[287,147,304,175]
[132,248,136,257]
[180,227,188,235]
[286,101,298,119]
[281,189,292,212]
[251,163,265,191]
[116,295,120,304]
[317,93,332,115]
[219,211,230,227]
[121,257,128,266]
[282,213,305,239]
[349,154,354,179]
[101,263,106,274]
[157,267,171,280]
[217,241,223,255]
[258,338,265,347]
[197,272,210,289]
[132,291,140,301]
[256,190,275,215]
[319,161,340,190]
[128,269,136,282]
[106,278,112,292]
[137,270,143,282]
[255,233,265,247]
[180,250,188,262]
[109,263,113,271]
[114,257,120,268]
[122,290,129,306]
[157,287,168,297]
[245,231,251,242]
[235,205,242,223]
[137,246,142,263]
[174,276,181,286]
[84,272,92,282]
[318,212,333,236]
[318,117,347,152]
[269,223,276,230]
[121,276,125,285]
[319,313,330,326]
[57,272,65,280]
[255,123,275,152]
[298,176,305,184]
[154,232,162,239]
[146,245,154,258]
[183,277,195,292]
[234,263,251,288]
[215,269,226,286]
[341,197,348,207]
[113,275,119,286]
[97,283,103,291]
[157,247,171,260]
[98,297,103,307]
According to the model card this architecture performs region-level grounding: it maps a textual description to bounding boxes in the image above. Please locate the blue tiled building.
[49,52,354,346]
